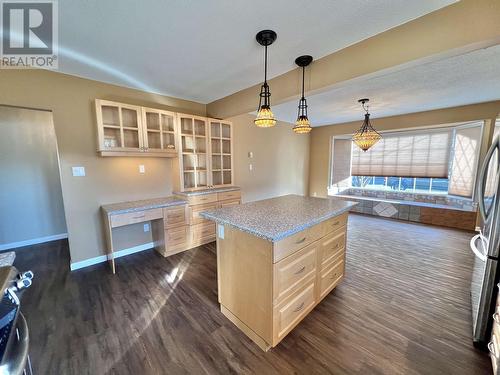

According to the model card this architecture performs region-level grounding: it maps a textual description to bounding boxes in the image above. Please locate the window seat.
[332,189,477,231]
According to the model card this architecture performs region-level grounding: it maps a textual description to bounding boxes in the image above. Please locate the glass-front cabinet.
[209,119,233,187]
[95,99,177,157]
[141,107,177,153]
[178,114,209,190]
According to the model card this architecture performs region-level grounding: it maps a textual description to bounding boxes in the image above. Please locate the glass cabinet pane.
[212,171,222,186]
[195,137,207,153]
[121,108,138,128]
[221,123,231,138]
[161,114,174,132]
[145,112,160,130]
[197,171,208,187]
[211,138,221,154]
[212,155,222,170]
[194,119,206,136]
[223,171,232,185]
[147,132,161,149]
[123,129,140,148]
[222,155,231,169]
[103,127,121,149]
[182,136,195,153]
[184,172,195,189]
[163,133,175,150]
[211,122,221,137]
[222,139,231,154]
[102,106,119,126]
[181,118,193,134]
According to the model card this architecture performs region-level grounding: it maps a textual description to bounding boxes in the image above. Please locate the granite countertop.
[101,197,187,215]
[173,186,240,197]
[200,194,357,242]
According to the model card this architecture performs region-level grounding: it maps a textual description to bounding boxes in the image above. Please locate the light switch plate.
[143,223,150,232]
[72,166,85,177]
[217,224,225,239]
[248,151,253,158]
[139,165,145,174]
[249,164,253,171]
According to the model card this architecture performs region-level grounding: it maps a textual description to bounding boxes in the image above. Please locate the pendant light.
[293,55,313,134]
[254,30,277,128]
[352,98,382,152]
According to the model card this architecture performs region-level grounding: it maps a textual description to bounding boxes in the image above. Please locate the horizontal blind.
[351,129,452,178]
[331,139,352,187]
[448,124,482,197]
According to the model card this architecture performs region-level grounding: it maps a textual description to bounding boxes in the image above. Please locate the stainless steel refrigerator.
[471,130,500,347]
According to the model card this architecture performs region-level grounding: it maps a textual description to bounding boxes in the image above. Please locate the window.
[351,176,449,194]
[351,129,452,178]
[344,122,483,197]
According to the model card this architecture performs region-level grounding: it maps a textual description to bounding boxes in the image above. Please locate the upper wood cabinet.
[177,114,210,190]
[174,116,234,191]
[95,100,177,157]
[141,107,177,153]
[208,118,234,187]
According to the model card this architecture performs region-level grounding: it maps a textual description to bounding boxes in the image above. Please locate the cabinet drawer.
[187,193,218,206]
[273,242,317,304]
[273,279,316,343]
[318,260,344,301]
[218,190,241,202]
[273,223,323,263]
[110,208,162,228]
[165,226,189,248]
[164,206,187,228]
[220,199,240,208]
[319,228,345,267]
[191,222,216,242]
[322,213,348,236]
[190,202,218,225]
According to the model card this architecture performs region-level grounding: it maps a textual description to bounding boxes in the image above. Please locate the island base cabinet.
[216,212,348,351]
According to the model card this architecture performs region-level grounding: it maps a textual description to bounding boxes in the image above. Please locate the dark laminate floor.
[12,214,491,374]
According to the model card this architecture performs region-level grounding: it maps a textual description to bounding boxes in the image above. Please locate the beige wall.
[230,114,310,202]
[309,101,500,198]
[0,70,206,264]
[0,106,67,246]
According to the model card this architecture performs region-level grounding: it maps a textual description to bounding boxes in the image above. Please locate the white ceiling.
[58,0,455,103]
[271,44,500,126]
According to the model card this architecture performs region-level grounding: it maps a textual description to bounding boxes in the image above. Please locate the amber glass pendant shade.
[293,55,313,134]
[255,105,277,128]
[352,99,382,151]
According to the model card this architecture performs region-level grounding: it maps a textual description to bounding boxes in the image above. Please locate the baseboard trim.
[70,242,155,271]
[0,233,68,252]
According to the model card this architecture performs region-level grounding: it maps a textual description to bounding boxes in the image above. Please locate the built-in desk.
[101,197,188,273]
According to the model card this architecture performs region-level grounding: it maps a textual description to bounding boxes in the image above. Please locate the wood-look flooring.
[13,214,491,374]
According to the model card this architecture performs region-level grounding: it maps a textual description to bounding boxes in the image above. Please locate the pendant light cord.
[264,45,268,84]
[301,66,305,100]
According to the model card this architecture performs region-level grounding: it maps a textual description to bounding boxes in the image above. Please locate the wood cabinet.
[175,117,234,191]
[208,119,234,187]
[95,99,177,157]
[217,212,348,350]
[180,189,241,248]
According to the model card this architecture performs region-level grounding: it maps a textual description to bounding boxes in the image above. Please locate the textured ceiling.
[57,0,455,103]
[271,44,500,126]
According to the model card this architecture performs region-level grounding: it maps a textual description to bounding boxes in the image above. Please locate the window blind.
[331,138,352,188]
[351,129,452,178]
[448,124,483,197]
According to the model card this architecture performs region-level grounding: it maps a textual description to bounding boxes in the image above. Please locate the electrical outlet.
[72,166,85,177]
[249,164,253,171]
[139,165,145,174]
[143,223,150,232]
[248,151,253,158]
[313,192,317,197]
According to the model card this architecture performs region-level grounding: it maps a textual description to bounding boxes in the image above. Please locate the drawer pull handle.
[329,272,340,280]
[332,221,339,226]
[171,236,184,241]
[294,266,306,275]
[295,237,306,244]
[132,215,145,219]
[293,302,305,313]
[488,341,498,357]
[494,312,500,324]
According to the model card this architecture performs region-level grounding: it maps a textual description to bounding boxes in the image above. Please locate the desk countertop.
[101,197,187,216]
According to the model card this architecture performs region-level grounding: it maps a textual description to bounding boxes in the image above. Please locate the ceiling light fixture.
[254,30,277,128]
[352,98,382,151]
[293,55,313,134]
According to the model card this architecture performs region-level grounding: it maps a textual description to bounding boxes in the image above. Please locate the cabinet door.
[178,114,209,190]
[96,100,143,152]
[209,119,233,187]
[142,108,177,153]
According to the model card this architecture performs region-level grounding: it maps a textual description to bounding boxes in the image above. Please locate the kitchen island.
[201,194,357,350]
